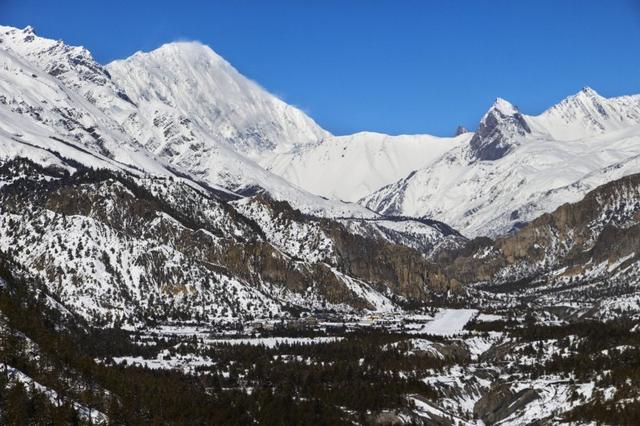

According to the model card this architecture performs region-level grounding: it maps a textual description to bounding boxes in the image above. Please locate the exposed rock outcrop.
[469,98,531,161]
[473,384,539,424]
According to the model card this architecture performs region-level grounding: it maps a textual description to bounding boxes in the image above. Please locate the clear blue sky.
[2,0,640,136]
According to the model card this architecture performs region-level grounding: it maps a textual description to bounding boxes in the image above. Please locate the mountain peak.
[545,87,607,115]
[107,37,330,158]
[537,86,640,140]
[156,40,216,55]
[469,97,531,161]
[490,97,518,116]
[128,40,226,66]
[578,86,600,98]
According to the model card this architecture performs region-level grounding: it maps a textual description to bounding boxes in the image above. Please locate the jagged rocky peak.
[0,24,35,39]
[489,97,519,116]
[454,125,469,136]
[0,24,97,77]
[468,97,531,161]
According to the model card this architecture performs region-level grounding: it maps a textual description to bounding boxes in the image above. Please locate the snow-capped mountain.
[103,41,369,217]
[3,23,640,425]
[0,25,137,119]
[0,25,375,218]
[0,25,467,325]
[532,86,640,140]
[468,98,531,161]
[7,24,640,242]
[107,41,330,157]
[363,88,640,237]
[0,26,164,175]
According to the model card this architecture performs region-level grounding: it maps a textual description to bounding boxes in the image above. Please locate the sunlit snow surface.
[363,92,640,237]
[408,309,478,336]
[263,131,471,202]
[0,25,374,220]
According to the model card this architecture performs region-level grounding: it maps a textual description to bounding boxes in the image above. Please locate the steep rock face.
[454,125,469,136]
[496,173,640,266]
[0,158,458,325]
[469,98,531,161]
[440,172,640,289]
[473,384,539,424]
[233,194,462,301]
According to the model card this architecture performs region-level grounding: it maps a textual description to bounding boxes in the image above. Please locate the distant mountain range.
[2,24,640,325]
[362,88,640,236]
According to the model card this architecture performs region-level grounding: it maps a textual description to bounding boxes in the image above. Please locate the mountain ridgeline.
[439,172,640,296]
[0,157,465,325]
[1,24,640,325]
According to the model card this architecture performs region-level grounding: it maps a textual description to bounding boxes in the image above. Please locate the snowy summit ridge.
[363,87,640,237]
[107,40,331,157]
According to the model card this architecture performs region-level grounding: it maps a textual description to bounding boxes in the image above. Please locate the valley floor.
[3,252,640,425]
[89,306,640,425]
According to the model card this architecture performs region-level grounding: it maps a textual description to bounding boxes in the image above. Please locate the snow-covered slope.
[0,25,137,123]
[0,157,462,325]
[0,26,466,323]
[0,25,376,218]
[0,27,165,175]
[107,41,329,157]
[1,25,329,157]
[437,170,640,322]
[363,88,640,237]
[260,86,640,236]
[531,87,640,141]
[104,41,374,217]
[262,131,470,202]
